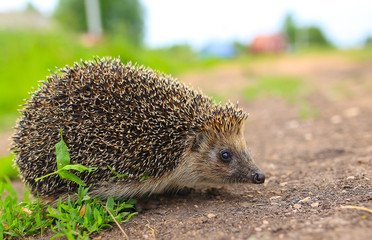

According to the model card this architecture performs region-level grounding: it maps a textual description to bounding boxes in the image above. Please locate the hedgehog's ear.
[191,132,206,152]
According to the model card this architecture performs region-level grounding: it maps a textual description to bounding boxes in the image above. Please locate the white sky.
[1,0,372,48]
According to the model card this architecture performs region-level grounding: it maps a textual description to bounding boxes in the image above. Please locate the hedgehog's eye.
[220,151,232,162]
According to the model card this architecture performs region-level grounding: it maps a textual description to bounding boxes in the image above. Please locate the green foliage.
[100,0,144,45]
[0,155,18,179]
[233,41,248,56]
[365,36,372,47]
[0,30,95,117]
[54,0,144,45]
[302,25,333,47]
[0,180,137,239]
[54,0,86,32]
[243,75,320,119]
[299,101,320,120]
[244,75,304,103]
[343,46,372,62]
[0,178,52,238]
[55,128,72,170]
[281,13,333,49]
[107,166,128,178]
[35,129,97,185]
[140,174,149,182]
[25,2,39,12]
[282,13,297,46]
[141,44,200,73]
[47,186,137,239]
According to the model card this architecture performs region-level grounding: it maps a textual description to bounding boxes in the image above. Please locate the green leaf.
[125,212,138,222]
[82,195,91,201]
[35,130,97,186]
[58,170,86,186]
[85,204,92,221]
[55,129,70,170]
[34,171,58,182]
[117,200,135,212]
[107,165,127,178]
[106,196,114,211]
[2,177,17,197]
[50,233,66,240]
[47,206,62,220]
[61,164,97,173]
[140,174,149,182]
[93,208,102,226]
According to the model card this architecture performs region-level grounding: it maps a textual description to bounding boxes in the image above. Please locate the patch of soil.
[8,55,372,239]
[110,56,372,240]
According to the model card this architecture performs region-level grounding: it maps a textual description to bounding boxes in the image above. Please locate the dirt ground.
[4,53,372,239]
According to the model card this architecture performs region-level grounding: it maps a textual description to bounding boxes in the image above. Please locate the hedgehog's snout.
[252,171,265,184]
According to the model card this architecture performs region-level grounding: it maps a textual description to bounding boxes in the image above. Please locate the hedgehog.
[12,57,265,203]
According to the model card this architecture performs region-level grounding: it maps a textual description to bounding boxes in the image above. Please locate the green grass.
[243,75,305,103]
[0,155,18,179]
[0,128,138,239]
[0,179,137,239]
[299,101,320,120]
[0,179,52,238]
[337,46,372,62]
[242,75,321,119]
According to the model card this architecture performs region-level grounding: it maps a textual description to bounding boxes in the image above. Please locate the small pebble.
[311,202,319,208]
[285,120,299,129]
[347,176,355,180]
[207,213,216,219]
[343,107,360,118]
[255,227,262,232]
[240,202,250,208]
[280,182,288,187]
[270,196,282,201]
[304,133,313,141]
[299,197,311,203]
[330,115,342,124]
[293,203,302,209]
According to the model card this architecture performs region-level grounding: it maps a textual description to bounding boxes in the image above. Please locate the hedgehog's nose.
[252,171,265,184]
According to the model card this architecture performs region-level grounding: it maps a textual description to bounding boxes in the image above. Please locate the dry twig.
[105,204,129,240]
[146,220,156,240]
[340,205,372,214]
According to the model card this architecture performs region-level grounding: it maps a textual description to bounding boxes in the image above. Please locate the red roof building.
[250,34,287,54]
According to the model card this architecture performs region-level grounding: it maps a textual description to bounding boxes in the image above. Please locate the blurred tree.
[365,36,372,47]
[54,0,144,45]
[25,1,39,12]
[282,13,333,49]
[282,13,297,46]
[54,0,86,32]
[232,41,248,56]
[305,26,332,47]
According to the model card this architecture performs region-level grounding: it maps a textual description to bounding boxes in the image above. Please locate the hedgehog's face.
[191,131,265,185]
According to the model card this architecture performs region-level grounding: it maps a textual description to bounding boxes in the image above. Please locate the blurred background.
[0,0,371,179]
